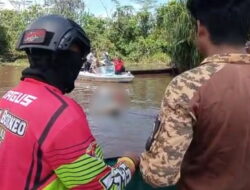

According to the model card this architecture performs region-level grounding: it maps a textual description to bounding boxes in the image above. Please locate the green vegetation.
[0,0,201,71]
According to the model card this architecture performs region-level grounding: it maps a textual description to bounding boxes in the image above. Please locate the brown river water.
[0,66,173,158]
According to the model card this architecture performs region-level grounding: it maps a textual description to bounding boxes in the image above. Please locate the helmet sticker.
[23,29,46,44]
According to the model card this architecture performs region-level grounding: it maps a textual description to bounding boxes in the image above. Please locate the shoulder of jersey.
[63,96,86,116]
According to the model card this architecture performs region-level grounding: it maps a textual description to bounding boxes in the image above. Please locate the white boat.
[78,71,135,83]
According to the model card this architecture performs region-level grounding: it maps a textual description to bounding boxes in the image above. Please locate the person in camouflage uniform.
[140,0,250,190]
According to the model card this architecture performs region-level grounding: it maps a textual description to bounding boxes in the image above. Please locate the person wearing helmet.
[0,15,138,190]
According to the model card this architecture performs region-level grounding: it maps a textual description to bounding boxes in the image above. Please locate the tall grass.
[164,0,202,72]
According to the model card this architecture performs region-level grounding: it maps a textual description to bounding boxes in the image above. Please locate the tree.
[109,6,138,56]
[47,0,85,21]
[0,10,26,58]
[111,0,120,8]
[0,0,200,71]
[81,13,114,54]
[10,0,34,11]
[137,11,152,38]
[0,25,9,57]
[156,0,201,71]
[0,5,45,59]
[132,0,157,11]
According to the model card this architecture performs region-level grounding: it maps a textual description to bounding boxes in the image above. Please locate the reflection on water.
[0,66,173,158]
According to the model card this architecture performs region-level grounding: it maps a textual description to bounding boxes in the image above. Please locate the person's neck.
[206,45,246,57]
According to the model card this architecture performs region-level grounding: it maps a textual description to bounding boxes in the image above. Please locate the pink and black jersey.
[0,78,132,190]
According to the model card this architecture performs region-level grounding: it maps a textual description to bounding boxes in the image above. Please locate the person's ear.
[197,20,209,39]
[196,20,211,56]
[70,44,81,54]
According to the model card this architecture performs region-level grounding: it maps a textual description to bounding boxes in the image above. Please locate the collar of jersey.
[201,53,250,65]
[23,78,63,95]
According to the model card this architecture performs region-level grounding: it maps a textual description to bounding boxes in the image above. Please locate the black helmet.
[16,15,90,57]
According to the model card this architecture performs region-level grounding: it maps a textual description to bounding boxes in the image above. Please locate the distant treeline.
[0,0,201,71]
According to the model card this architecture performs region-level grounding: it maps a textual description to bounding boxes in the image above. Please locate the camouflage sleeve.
[140,73,197,187]
[140,62,227,187]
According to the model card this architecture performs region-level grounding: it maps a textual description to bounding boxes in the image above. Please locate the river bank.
[0,58,171,70]
[0,58,28,67]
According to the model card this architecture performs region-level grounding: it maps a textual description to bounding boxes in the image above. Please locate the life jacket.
[114,59,124,71]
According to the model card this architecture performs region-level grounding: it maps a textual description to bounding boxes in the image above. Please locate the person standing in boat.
[83,52,92,71]
[140,0,250,189]
[89,50,100,73]
[101,52,115,74]
[83,49,97,72]
[102,52,112,66]
[0,15,139,190]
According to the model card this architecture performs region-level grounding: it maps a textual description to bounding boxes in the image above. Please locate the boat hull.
[78,72,134,83]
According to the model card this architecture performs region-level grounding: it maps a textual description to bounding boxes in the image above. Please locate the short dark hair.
[187,0,250,45]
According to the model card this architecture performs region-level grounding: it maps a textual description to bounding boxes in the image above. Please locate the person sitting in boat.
[0,15,139,190]
[114,56,126,75]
